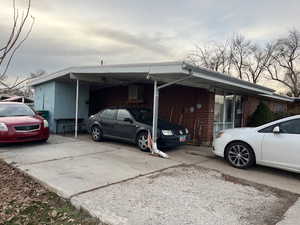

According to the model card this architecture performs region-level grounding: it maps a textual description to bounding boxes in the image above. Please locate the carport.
[35,62,276,156]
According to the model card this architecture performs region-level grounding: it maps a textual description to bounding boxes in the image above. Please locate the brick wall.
[288,101,300,113]
[242,95,288,126]
[90,84,215,145]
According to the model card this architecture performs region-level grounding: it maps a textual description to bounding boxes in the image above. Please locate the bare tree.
[187,34,273,84]
[266,29,300,97]
[187,40,233,74]
[230,34,252,81]
[23,69,46,97]
[244,43,274,84]
[0,69,46,97]
[0,0,35,90]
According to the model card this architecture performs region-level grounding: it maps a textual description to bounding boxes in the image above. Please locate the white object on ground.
[147,130,169,158]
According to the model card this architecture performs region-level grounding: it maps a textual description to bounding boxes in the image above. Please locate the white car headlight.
[43,120,49,128]
[162,130,173,136]
[0,122,8,131]
[185,128,189,134]
[215,131,224,139]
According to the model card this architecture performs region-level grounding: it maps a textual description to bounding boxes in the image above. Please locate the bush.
[248,102,274,127]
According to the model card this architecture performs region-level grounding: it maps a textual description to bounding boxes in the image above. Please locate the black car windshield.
[0,104,35,117]
[129,108,158,123]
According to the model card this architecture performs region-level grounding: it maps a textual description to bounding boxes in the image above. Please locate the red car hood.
[0,116,42,125]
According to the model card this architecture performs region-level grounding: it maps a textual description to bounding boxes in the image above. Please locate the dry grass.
[0,160,102,225]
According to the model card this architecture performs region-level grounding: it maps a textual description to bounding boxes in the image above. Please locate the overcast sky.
[1,0,300,89]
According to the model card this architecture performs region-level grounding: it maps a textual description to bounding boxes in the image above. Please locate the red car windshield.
[0,104,35,117]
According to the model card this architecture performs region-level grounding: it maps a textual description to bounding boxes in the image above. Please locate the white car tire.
[225,142,255,169]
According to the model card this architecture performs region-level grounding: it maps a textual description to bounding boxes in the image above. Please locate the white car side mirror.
[273,126,280,134]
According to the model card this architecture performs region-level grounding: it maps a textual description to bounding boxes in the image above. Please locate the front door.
[214,94,242,136]
[98,109,118,137]
[261,119,300,171]
[115,109,137,141]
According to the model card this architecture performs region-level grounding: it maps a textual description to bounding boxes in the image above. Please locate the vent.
[14,124,40,132]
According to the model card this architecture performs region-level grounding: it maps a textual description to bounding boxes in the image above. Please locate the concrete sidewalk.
[0,135,299,225]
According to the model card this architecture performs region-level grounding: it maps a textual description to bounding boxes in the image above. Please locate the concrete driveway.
[0,135,299,225]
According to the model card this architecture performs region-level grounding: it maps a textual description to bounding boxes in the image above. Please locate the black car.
[87,108,189,151]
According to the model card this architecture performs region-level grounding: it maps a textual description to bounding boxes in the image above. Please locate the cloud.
[84,26,174,56]
[1,0,300,93]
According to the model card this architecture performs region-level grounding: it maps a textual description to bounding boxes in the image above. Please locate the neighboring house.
[1,96,34,107]
[0,94,11,101]
[30,61,294,145]
[288,98,300,114]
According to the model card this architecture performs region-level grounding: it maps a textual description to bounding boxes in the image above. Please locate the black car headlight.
[162,130,173,136]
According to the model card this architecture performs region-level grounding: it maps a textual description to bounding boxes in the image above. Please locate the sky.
[1,0,300,90]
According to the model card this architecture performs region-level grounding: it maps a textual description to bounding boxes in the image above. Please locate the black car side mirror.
[124,118,133,123]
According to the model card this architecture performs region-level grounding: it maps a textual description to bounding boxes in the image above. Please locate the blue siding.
[34,81,90,133]
[54,82,90,119]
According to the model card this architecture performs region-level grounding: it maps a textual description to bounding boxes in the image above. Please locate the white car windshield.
[0,104,35,117]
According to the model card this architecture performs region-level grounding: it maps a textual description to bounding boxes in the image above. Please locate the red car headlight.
[0,122,8,131]
[43,120,49,128]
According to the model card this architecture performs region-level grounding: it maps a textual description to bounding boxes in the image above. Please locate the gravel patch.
[72,165,295,225]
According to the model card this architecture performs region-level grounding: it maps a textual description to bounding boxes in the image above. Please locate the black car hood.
[142,119,184,130]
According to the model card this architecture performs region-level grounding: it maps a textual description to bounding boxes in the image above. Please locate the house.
[30,61,293,145]
[1,96,34,104]
[0,94,11,101]
[288,98,300,114]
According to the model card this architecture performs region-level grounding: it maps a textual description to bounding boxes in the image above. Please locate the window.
[234,96,243,128]
[280,119,300,134]
[214,95,224,123]
[100,109,116,120]
[0,104,35,117]
[259,125,276,133]
[274,103,286,113]
[129,108,153,123]
[225,95,234,123]
[259,119,300,134]
[128,85,144,102]
[117,109,132,121]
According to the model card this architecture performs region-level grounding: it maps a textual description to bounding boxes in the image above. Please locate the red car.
[0,102,49,144]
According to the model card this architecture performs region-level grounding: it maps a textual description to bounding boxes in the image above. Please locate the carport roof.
[30,61,291,99]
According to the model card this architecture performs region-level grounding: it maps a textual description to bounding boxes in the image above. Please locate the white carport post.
[151,75,193,158]
[75,79,79,138]
[152,80,159,150]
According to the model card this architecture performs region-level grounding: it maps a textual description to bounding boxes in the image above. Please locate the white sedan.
[213,115,300,173]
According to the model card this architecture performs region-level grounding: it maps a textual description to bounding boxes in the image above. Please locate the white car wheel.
[225,142,255,169]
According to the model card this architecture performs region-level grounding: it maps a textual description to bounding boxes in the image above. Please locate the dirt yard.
[0,160,102,225]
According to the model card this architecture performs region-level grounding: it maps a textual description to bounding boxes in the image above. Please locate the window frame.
[258,119,300,134]
[99,109,117,120]
[116,109,133,121]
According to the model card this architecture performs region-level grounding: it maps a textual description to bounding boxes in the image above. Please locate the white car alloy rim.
[92,127,100,140]
[228,144,250,167]
[138,134,148,150]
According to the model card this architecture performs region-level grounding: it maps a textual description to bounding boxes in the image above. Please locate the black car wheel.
[225,142,255,169]
[91,125,103,142]
[137,132,149,152]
